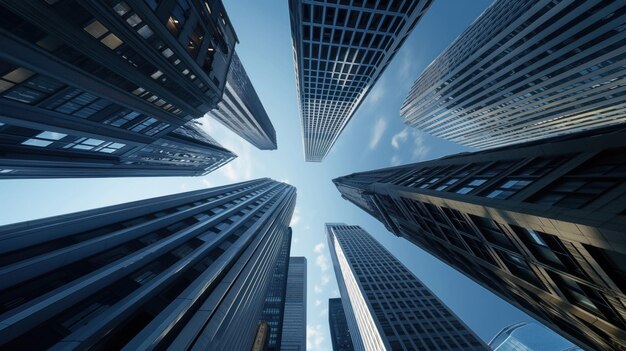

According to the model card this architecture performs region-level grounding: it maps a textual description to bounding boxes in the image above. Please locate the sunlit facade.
[327,223,488,351]
[334,126,626,351]
[401,0,626,149]
[0,178,296,349]
[289,0,433,161]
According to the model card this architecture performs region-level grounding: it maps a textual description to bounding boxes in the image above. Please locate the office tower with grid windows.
[259,228,292,350]
[209,52,277,150]
[288,0,433,162]
[329,297,355,351]
[0,0,240,178]
[489,322,582,351]
[333,126,626,350]
[0,178,296,350]
[280,256,307,351]
[326,223,489,351]
[401,0,626,150]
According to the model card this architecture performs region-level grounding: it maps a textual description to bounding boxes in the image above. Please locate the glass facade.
[326,223,488,351]
[329,297,355,351]
[489,322,583,351]
[280,257,307,351]
[333,126,626,351]
[0,178,296,350]
[401,0,626,149]
[288,0,433,161]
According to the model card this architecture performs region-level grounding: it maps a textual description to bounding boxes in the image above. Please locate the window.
[83,20,124,50]
[484,179,532,199]
[63,138,126,154]
[21,131,67,147]
[455,178,487,194]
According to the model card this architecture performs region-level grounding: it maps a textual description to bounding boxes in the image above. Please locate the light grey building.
[333,126,626,351]
[280,256,307,351]
[401,0,626,149]
[326,223,489,351]
[208,52,277,150]
[0,178,296,350]
[288,0,433,162]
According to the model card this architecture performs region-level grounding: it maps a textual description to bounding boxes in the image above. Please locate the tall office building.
[329,297,355,351]
[333,126,626,350]
[489,322,582,351]
[326,223,488,351]
[401,0,626,149]
[288,0,433,161]
[0,0,240,178]
[259,228,292,350]
[0,178,296,350]
[209,52,277,150]
[280,257,307,351]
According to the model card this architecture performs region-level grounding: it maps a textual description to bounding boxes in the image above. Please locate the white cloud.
[201,178,211,187]
[390,128,430,164]
[391,155,402,166]
[321,274,330,286]
[315,253,330,272]
[315,299,322,307]
[307,324,326,351]
[412,131,430,161]
[314,285,323,294]
[367,79,385,105]
[391,128,409,149]
[313,242,325,254]
[319,308,328,316]
[290,207,301,227]
[369,117,387,150]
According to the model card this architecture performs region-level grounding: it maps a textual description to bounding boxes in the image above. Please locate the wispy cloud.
[367,79,385,105]
[391,155,402,166]
[314,285,323,294]
[307,324,326,351]
[316,253,330,271]
[391,128,409,149]
[369,117,387,150]
[290,206,301,227]
[313,242,325,253]
[390,128,430,165]
[321,274,330,286]
[315,299,322,307]
[319,308,328,316]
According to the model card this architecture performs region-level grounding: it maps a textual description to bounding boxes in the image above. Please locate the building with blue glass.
[401,0,626,149]
[327,223,488,351]
[280,256,307,351]
[329,297,355,351]
[489,322,583,351]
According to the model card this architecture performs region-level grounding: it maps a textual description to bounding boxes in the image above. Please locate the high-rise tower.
[333,126,626,350]
[288,0,433,161]
[329,297,355,351]
[280,256,307,351]
[326,223,488,351]
[0,178,296,350]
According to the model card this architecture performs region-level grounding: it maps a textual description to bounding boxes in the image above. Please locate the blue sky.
[0,1,559,350]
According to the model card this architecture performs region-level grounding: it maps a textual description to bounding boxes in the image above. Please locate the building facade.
[401,0,626,149]
[489,322,582,351]
[0,178,296,350]
[288,0,433,161]
[333,126,626,350]
[280,256,307,351]
[259,228,292,350]
[0,0,240,178]
[326,223,489,351]
[329,297,355,351]
[209,52,277,150]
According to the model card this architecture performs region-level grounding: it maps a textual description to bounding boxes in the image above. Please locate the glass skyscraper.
[288,0,433,161]
[329,297,355,351]
[333,126,626,351]
[0,0,243,178]
[280,256,307,351]
[401,0,626,149]
[209,52,277,150]
[0,178,296,350]
[489,322,583,351]
[326,223,489,351]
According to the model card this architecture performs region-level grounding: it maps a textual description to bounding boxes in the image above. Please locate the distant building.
[288,0,433,161]
[326,223,489,351]
[0,0,240,178]
[489,322,583,351]
[280,257,307,350]
[252,321,270,351]
[329,298,354,351]
[401,0,626,149]
[0,178,296,350]
[333,126,626,350]
[209,52,277,150]
[260,228,292,350]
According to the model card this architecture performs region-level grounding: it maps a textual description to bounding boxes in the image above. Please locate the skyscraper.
[0,178,296,350]
[333,126,626,350]
[0,0,240,178]
[209,52,277,150]
[288,0,433,162]
[326,223,489,351]
[259,228,293,350]
[329,297,355,351]
[489,322,582,351]
[280,256,307,351]
[401,0,626,150]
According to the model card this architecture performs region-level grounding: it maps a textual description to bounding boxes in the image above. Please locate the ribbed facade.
[288,0,433,161]
[0,178,296,350]
[280,257,307,351]
[329,297,355,351]
[326,223,488,351]
[259,228,292,350]
[0,0,239,178]
[209,52,277,150]
[401,0,626,149]
[333,126,626,350]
